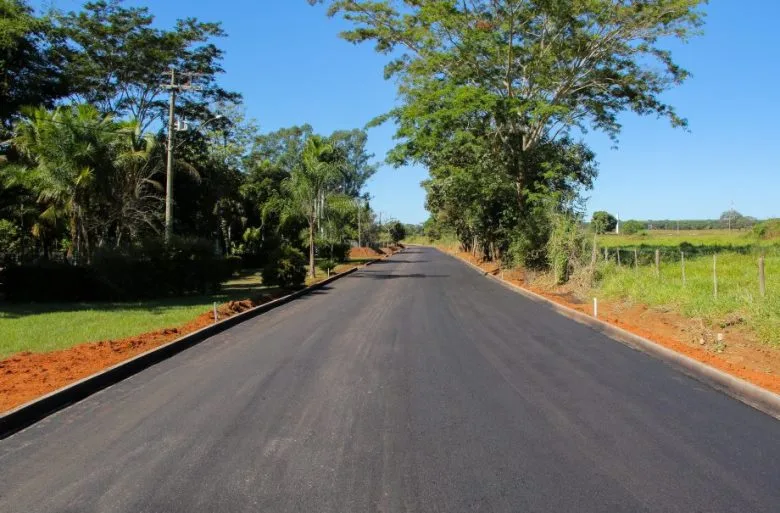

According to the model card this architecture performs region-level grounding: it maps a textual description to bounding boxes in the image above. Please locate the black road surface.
[1,247,779,512]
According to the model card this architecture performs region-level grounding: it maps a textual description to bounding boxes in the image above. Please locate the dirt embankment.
[0,294,283,413]
[348,246,383,259]
[446,248,780,395]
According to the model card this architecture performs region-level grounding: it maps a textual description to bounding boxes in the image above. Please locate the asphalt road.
[1,247,779,513]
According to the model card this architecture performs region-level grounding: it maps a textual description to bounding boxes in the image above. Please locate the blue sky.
[39,1,780,224]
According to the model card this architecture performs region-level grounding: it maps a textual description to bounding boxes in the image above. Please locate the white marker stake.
[593,297,598,318]
[213,302,218,323]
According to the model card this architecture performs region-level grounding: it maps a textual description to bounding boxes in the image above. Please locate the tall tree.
[58,0,239,129]
[328,129,377,196]
[0,0,69,138]
[10,104,116,262]
[314,0,705,260]
[279,135,342,277]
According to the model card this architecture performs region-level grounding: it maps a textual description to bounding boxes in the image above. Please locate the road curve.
[1,247,778,512]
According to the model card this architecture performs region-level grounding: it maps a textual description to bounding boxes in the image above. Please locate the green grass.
[0,271,279,358]
[595,252,780,345]
[598,229,777,250]
[403,233,459,247]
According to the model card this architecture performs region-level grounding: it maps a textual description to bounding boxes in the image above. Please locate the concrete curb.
[437,247,780,421]
[0,256,392,440]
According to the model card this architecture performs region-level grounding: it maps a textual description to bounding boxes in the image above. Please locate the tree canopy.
[314,0,706,265]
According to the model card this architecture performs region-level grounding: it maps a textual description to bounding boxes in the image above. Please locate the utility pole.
[162,68,201,242]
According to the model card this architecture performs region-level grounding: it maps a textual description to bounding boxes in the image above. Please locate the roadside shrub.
[547,211,586,284]
[318,242,350,262]
[261,244,306,288]
[317,258,338,273]
[2,237,235,301]
[1,262,99,301]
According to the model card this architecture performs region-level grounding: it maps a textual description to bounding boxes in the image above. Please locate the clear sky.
[38,0,780,224]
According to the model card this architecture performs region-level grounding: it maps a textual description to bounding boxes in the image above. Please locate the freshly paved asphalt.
[1,247,779,512]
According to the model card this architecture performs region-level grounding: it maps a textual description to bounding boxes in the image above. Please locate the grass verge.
[0,256,381,359]
[595,252,780,345]
[0,271,278,358]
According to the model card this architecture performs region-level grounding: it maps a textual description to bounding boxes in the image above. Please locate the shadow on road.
[351,272,449,280]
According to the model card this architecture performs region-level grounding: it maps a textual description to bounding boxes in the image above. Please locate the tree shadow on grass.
[0,285,284,319]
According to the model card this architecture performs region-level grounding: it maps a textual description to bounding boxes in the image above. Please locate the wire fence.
[597,244,775,299]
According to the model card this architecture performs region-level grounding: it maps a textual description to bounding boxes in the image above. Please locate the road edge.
[432,246,780,421]
[0,253,395,440]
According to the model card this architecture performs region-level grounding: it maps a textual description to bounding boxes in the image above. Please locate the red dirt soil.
[0,293,284,413]
[348,246,383,259]
[447,248,780,395]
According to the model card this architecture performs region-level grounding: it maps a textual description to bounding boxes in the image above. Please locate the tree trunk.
[309,220,316,278]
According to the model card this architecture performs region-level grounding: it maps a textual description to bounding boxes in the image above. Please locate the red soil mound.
[349,246,383,259]
[0,293,284,413]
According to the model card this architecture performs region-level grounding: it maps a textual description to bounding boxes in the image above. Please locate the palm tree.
[279,135,340,277]
[109,121,164,247]
[12,105,115,263]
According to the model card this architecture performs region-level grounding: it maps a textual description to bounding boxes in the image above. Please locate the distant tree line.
[616,210,759,235]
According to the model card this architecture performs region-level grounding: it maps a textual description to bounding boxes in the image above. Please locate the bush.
[591,211,617,234]
[317,258,338,273]
[2,262,99,301]
[0,219,20,265]
[317,242,350,262]
[2,237,235,301]
[621,220,645,235]
[547,211,586,284]
[389,222,406,243]
[752,219,780,240]
[261,244,306,288]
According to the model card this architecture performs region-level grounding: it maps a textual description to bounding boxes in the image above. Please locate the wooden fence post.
[617,249,621,267]
[604,247,608,261]
[634,249,638,271]
[681,251,686,286]
[713,254,718,299]
[655,249,660,278]
[759,256,766,297]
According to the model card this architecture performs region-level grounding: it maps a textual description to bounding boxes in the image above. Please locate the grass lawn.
[0,271,279,359]
[595,252,780,345]
[0,257,380,359]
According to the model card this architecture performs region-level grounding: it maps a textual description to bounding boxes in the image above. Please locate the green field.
[0,271,279,359]
[598,229,778,250]
[594,252,780,345]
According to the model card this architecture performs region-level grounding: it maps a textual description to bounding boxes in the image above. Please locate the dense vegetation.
[314,0,706,271]
[0,0,394,299]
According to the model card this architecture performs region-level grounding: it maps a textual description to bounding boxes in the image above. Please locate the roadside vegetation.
[0,276,278,358]
[0,0,410,357]
[316,0,779,348]
[596,252,779,345]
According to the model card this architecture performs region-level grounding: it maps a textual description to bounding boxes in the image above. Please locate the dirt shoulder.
[439,246,780,395]
[0,295,285,413]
